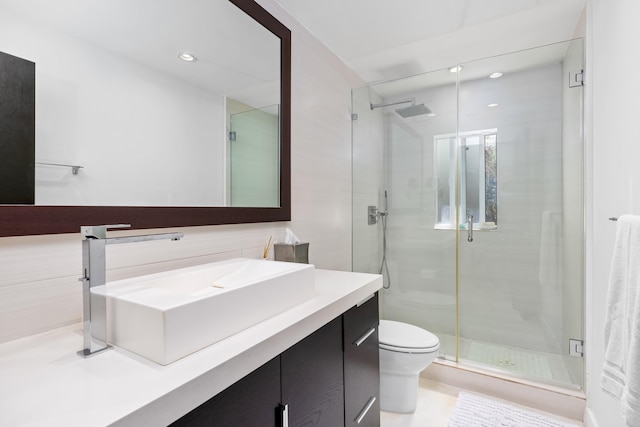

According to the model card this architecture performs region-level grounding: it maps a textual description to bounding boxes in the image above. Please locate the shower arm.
[370,98,415,110]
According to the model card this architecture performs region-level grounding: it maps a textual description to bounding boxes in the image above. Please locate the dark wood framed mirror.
[0,0,291,237]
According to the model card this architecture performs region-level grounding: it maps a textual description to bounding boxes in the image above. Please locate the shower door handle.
[467,213,473,242]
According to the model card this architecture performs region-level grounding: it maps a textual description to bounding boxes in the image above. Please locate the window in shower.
[435,129,497,230]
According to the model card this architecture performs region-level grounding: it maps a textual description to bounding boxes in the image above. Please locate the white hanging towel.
[602,214,640,426]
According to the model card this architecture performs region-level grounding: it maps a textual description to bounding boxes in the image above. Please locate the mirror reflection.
[0,0,281,207]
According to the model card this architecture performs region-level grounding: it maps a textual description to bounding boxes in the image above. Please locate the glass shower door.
[352,68,460,361]
[455,40,584,388]
[228,105,280,207]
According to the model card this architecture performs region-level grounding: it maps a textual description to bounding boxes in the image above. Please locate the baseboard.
[423,360,586,421]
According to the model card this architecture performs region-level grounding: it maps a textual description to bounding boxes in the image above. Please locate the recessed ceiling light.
[448,65,463,73]
[489,72,503,79]
[178,52,197,62]
[488,103,498,107]
[426,113,436,117]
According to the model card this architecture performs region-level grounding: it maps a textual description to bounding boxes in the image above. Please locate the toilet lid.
[379,320,440,351]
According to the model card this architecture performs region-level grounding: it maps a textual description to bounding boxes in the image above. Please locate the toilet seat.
[379,320,440,353]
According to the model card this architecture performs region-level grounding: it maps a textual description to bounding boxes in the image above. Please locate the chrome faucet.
[77,224,183,357]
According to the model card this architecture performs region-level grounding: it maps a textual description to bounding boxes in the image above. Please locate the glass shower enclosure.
[227,102,280,207]
[352,39,584,389]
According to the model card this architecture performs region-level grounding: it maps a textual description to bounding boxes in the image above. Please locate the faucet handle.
[81,224,131,239]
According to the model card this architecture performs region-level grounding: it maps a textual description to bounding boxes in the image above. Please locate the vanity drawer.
[343,292,380,427]
[343,292,379,345]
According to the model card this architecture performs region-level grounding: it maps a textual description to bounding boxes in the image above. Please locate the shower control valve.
[368,206,378,225]
[368,206,388,225]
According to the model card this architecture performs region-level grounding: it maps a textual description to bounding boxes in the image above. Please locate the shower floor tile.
[435,334,576,386]
[465,341,553,379]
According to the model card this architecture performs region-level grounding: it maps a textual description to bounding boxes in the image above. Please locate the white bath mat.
[466,342,553,379]
[448,392,577,427]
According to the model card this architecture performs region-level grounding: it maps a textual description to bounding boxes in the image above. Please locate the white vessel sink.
[101,258,315,365]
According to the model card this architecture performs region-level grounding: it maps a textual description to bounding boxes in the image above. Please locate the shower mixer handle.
[467,213,474,242]
[368,206,388,225]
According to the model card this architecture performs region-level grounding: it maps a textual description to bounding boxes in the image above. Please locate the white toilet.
[378,319,440,413]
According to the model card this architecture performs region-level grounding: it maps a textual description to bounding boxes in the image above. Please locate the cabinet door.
[0,52,35,204]
[281,316,345,427]
[170,356,281,427]
[343,293,380,427]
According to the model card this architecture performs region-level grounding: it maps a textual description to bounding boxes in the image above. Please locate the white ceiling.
[274,0,586,84]
[1,0,586,103]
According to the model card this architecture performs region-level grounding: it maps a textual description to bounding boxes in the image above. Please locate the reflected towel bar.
[36,162,84,175]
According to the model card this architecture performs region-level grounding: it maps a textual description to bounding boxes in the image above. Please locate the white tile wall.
[0,0,365,344]
[587,0,640,425]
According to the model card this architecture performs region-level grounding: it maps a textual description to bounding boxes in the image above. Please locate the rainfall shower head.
[395,103,431,118]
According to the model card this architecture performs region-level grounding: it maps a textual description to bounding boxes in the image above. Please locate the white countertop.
[0,269,382,427]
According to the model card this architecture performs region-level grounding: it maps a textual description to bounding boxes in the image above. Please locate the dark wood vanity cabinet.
[281,316,345,426]
[170,357,281,427]
[343,293,380,426]
[171,292,380,427]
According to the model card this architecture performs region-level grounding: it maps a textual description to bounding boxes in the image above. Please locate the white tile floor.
[380,378,584,427]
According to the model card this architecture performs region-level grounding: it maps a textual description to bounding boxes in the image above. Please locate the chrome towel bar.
[36,161,84,175]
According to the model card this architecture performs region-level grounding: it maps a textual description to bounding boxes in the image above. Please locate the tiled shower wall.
[0,0,364,344]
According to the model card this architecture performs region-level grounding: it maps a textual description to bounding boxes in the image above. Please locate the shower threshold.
[422,359,585,422]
